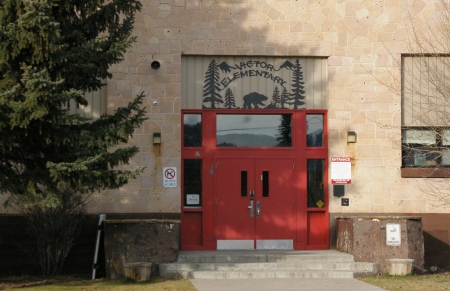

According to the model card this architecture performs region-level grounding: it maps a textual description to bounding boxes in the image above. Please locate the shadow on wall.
[423,231,450,268]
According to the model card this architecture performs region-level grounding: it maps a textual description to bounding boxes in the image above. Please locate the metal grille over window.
[402,56,450,168]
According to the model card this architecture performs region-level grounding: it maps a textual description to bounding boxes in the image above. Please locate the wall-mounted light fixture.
[153,132,161,144]
[347,131,357,143]
[151,61,160,70]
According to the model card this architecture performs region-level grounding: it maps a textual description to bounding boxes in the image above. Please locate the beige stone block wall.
[87,0,450,215]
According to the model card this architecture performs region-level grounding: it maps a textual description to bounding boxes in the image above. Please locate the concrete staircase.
[159,250,378,279]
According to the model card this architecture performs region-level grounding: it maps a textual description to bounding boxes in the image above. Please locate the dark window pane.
[184,114,202,147]
[262,171,269,197]
[402,129,439,167]
[307,160,324,208]
[217,114,291,147]
[307,114,323,147]
[241,171,247,197]
[184,160,202,207]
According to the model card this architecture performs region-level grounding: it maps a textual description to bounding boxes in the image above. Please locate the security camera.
[153,101,158,106]
[151,61,160,70]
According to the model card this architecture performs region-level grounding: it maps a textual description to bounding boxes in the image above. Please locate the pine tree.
[271,86,280,107]
[202,59,223,108]
[276,115,292,147]
[0,0,145,205]
[288,59,306,109]
[280,87,289,109]
[224,88,236,109]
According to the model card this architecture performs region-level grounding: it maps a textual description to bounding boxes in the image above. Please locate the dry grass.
[359,271,450,291]
[3,272,450,291]
[0,276,196,291]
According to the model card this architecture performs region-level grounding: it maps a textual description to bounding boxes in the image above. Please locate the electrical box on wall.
[333,185,345,197]
[341,198,349,206]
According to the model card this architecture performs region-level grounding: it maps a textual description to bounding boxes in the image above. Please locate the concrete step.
[161,262,377,272]
[162,270,356,279]
[176,250,355,263]
[159,250,378,279]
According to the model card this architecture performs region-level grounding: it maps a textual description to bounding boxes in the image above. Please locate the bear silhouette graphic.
[242,92,268,109]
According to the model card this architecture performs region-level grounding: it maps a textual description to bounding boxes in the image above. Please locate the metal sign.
[331,157,352,184]
[163,167,177,187]
[386,224,401,246]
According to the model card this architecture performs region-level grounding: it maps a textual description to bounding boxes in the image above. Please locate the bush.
[21,189,87,276]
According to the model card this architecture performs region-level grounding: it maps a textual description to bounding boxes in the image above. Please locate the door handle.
[248,201,254,217]
[256,201,260,218]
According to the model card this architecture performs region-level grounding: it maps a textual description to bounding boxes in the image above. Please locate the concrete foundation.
[336,216,424,274]
[104,219,180,279]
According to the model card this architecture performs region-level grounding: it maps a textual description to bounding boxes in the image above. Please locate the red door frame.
[181,109,329,250]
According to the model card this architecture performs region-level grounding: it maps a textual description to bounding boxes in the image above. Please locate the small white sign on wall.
[331,157,352,184]
[163,167,177,187]
[386,224,401,246]
[186,194,200,205]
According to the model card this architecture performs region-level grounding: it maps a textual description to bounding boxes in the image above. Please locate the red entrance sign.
[331,157,351,184]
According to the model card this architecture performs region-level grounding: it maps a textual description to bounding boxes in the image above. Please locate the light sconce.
[153,132,161,144]
[347,131,357,143]
[151,61,160,70]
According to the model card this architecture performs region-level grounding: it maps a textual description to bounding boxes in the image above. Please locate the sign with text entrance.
[331,157,352,184]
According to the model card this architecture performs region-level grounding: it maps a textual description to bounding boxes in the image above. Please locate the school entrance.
[181,110,329,250]
[180,56,329,250]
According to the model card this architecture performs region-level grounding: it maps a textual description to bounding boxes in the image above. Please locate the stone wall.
[0,0,445,258]
[336,216,424,274]
[79,0,450,217]
[104,219,180,278]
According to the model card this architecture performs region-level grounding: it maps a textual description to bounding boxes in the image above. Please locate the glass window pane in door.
[184,159,202,207]
[307,114,323,147]
[307,160,324,208]
[184,114,202,147]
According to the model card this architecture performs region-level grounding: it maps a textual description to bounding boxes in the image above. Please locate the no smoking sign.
[163,167,177,187]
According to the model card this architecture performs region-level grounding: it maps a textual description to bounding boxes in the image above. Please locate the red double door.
[215,157,295,249]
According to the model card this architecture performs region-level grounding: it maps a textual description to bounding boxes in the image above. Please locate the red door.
[215,157,294,249]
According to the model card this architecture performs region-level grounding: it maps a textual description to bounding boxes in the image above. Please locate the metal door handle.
[248,201,254,217]
[256,201,260,218]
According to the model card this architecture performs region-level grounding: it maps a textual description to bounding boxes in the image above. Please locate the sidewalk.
[190,278,387,291]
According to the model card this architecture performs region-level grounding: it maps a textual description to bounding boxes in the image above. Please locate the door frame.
[181,109,329,250]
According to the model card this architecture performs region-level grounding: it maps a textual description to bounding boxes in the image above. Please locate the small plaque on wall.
[186,194,200,205]
[386,223,401,246]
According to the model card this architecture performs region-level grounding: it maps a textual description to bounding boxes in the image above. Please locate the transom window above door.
[216,114,292,147]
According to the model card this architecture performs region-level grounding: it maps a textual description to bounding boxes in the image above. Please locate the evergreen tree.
[224,88,236,109]
[280,87,289,109]
[271,86,280,107]
[288,59,306,109]
[276,115,292,147]
[202,59,223,108]
[0,0,145,205]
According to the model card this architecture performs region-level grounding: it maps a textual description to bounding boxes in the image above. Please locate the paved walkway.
[190,278,387,291]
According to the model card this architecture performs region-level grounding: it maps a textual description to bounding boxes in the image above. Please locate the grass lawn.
[0,276,196,291]
[359,272,450,291]
[2,272,450,290]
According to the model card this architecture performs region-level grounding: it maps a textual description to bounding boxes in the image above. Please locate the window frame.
[401,127,450,177]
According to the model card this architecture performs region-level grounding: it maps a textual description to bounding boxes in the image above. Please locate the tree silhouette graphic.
[224,88,237,109]
[271,86,280,107]
[288,59,306,109]
[280,87,289,109]
[202,59,223,108]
